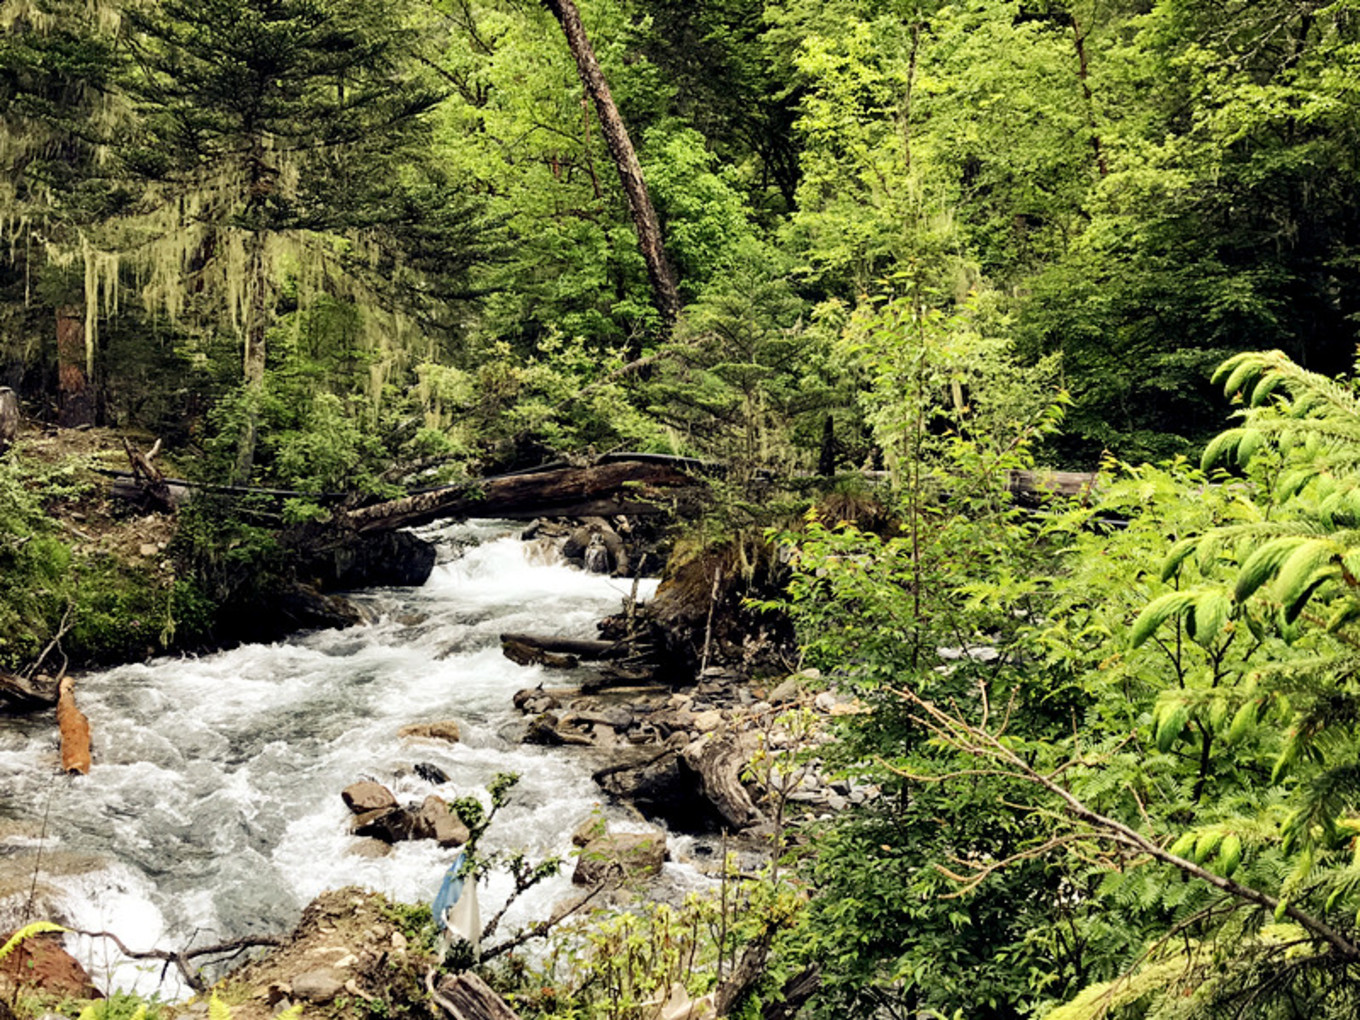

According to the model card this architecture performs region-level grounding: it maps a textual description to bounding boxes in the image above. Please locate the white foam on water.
[0,521,663,999]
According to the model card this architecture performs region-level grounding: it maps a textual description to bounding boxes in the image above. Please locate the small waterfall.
[0,521,666,997]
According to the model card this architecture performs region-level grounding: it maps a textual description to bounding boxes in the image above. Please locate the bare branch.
[890,684,1360,961]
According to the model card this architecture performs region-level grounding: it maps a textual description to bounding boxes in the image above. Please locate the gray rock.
[766,677,802,705]
[572,831,667,886]
[291,969,345,1003]
[348,838,394,859]
[411,795,471,848]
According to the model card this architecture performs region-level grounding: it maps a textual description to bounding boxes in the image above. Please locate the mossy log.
[344,460,700,534]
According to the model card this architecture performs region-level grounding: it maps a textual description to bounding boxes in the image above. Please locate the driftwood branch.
[23,602,74,682]
[427,970,522,1020]
[70,929,284,993]
[121,437,174,513]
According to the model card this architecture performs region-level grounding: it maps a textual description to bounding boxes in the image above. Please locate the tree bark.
[55,305,94,427]
[540,0,681,333]
[432,972,522,1020]
[0,387,18,453]
[233,227,269,484]
[680,731,762,831]
[501,633,621,660]
[1071,14,1109,178]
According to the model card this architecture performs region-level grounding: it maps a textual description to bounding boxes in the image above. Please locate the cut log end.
[56,677,91,775]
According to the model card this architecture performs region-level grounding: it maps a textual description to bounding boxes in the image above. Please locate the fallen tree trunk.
[344,460,699,534]
[500,634,620,660]
[680,732,761,832]
[57,676,91,775]
[0,672,58,713]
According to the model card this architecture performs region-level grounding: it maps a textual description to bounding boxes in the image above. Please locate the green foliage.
[779,346,1360,1018]
[513,864,804,1020]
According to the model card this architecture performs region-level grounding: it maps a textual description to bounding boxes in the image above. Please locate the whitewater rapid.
[0,521,666,996]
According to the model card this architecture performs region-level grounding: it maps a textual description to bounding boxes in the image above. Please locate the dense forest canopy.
[5,3,1360,1020]
[3,0,1358,475]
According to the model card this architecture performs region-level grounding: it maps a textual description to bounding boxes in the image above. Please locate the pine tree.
[0,0,127,424]
[116,0,443,479]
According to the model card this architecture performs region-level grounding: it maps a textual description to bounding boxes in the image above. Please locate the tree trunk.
[540,0,681,334]
[432,972,521,1020]
[1071,14,1109,178]
[342,459,698,534]
[680,731,762,831]
[0,387,18,453]
[55,305,94,427]
[57,676,92,775]
[233,227,268,484]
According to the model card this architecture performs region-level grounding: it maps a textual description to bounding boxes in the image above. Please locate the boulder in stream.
[572,830,667,886]
[342,781,398,814]
[398,719,461,743]
[410,796,471,848]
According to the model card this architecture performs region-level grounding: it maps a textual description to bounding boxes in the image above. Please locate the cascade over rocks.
[340,783,469,848]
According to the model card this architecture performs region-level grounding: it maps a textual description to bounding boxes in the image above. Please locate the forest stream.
[0,521,686,998]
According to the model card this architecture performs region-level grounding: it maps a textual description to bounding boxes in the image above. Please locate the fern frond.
[0,921,65,963]
[1130,591,1198,648]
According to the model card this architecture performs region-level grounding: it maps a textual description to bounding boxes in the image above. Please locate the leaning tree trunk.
[56,305,95,427]
[233,226,269,484]
[540,0,681,335]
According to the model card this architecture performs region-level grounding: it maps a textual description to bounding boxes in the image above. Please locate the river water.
[0,521,671,997]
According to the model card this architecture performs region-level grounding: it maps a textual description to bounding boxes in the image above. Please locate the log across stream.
[0,521,712,998]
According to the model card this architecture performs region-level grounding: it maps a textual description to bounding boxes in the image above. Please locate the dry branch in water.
[70,929,284,993]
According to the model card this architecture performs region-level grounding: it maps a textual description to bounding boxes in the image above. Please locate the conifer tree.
[117,0,443,479]
[0,0,126,424]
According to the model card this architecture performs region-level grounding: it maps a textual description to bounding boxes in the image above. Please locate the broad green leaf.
[1225,700,1259,744]
[1217,833,1243,877]
[1156,703,1190,752]
[1272,540,1338,620]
